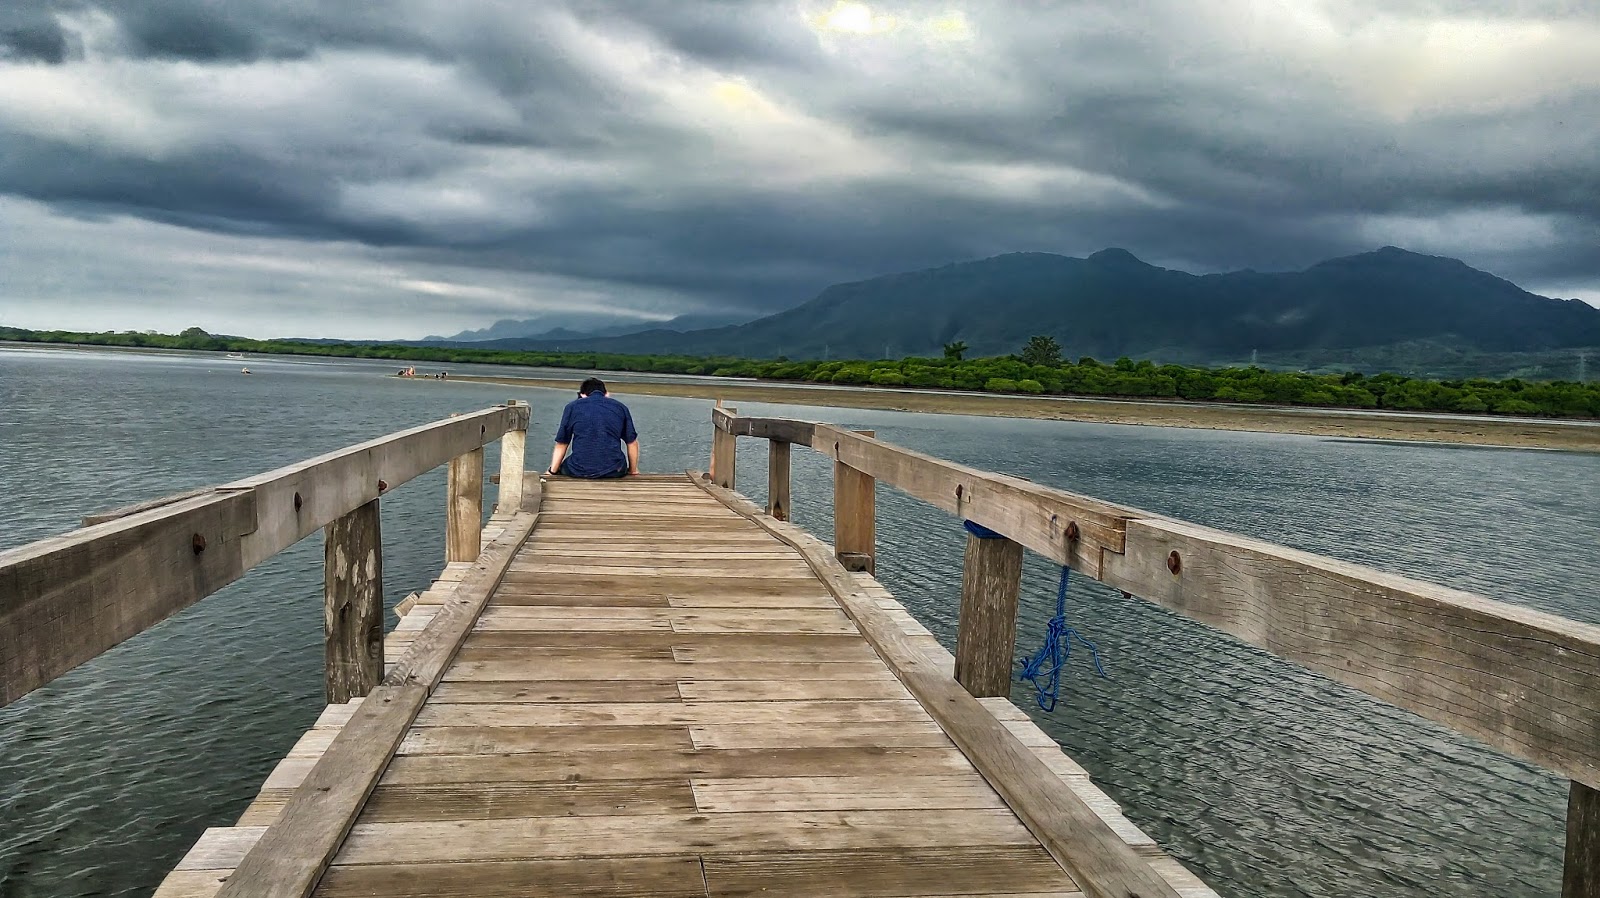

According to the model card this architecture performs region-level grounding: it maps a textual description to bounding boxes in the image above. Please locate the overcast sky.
[1,1,1597,339]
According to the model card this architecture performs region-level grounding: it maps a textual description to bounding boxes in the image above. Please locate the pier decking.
[157,475,1210,897]
[5,403,1597,897]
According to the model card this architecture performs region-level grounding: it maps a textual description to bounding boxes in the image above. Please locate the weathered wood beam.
[810,424,1133,579]
[2,490,256,706]
[324,499,382,704]
[2,405,526,707]
[694,473,1184,898]
[833,430,875,574]
[494,400,528,515]
[955,530,1024,697]
[1568,781,1600,898]
[1100,516,1600,789]
[714,409,817,445]
[767,439,791,522]
[82,486,214,526]
[446,448,485,563]
[711,405,738,490]
[224,404,527,569]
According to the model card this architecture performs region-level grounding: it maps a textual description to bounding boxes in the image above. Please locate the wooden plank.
[414,699,929,728]
[508,562,814,578]
[834,430,876,573]
[690,721,953,750]
[1568,780,1600,898]
[485,593,675,608]
[955,530,1024,698]
[768,439,792,521]
[213,508,539,898]
[446,447,485,563]
[696,475,1184,898]
[496,574,826,597]
[331,809,1036,865]
[1100,517,1600,789]
[380,746,979,785]
[677,678,910,702]
[324,499,383,704]
[700,845,1079,898]
[316,856,708,898]
[444,659,892,681]
[460,629,868,655]
[429,680,682,704]
[691,774,1004,813]
[666,594,840,609]
[1,489,256,706]
[399,724,695,754]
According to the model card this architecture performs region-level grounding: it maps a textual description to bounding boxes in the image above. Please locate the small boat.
[226,353,246,360]
[241,367,252,375]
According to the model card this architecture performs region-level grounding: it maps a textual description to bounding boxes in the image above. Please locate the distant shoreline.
[436,373,1600,453]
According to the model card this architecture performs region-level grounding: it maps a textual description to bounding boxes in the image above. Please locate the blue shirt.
[554,394,638,477]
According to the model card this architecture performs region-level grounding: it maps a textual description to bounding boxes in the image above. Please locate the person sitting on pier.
[545,377,641,478]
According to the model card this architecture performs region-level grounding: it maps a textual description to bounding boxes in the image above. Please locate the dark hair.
[579,377,606,396]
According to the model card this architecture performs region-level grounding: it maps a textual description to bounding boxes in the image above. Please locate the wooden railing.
[711,406,1600,897]
[0,401,530,708]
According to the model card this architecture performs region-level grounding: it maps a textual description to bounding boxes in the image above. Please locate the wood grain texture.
[324,500,383,704]
[955,531,1024,698]
[1100,516,1600,788]
[808,423,1134,577]
[1,490,255,706]
[768,439,792,521]
[446,448,485,563]
[700,845,1078,898]
[494,414,527,515]
[213,503,539,898]
[1567,780,1600,898]
[833,430,876,573]
[316,856,708,898]
[695,475,1185,898]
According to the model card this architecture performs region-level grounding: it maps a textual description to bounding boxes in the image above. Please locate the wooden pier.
[3,403,1598,898]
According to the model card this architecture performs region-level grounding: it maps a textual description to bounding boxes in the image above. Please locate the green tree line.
[5,326,1598,419]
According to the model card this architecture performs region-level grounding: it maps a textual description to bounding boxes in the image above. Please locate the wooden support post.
[446,447,484,562]
[324,499,382,704]
[1568,781,1600,898]
[495,401,527,515]
[834,430,875,573]
[954,530,1024,697]
[712,403,737,490]
[767,440,791,521]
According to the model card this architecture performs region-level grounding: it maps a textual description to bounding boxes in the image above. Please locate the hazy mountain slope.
[510,247,1600,361]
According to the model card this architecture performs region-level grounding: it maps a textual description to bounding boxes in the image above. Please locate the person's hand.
[627,469,641,476]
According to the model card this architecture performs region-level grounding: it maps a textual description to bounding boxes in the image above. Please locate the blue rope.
[1016,564,1106,712]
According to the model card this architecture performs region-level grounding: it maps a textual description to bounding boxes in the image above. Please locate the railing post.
[447,447,485,562]
[496,400,528,515]
[834,430,875,573]
[767,439,791,521]
[1568,781,1599,898]
[324,499,382,703]
[954,526,1024,697]
[712,403,738,490]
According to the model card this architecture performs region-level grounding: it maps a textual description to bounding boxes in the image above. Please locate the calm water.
[2,345,1597,898]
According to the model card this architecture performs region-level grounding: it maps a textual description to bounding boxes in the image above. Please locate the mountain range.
[432,247,1600,366]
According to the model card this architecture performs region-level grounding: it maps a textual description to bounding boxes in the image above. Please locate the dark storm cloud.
[0,0,1597,339]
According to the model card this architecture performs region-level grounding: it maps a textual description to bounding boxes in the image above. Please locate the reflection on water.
[2,347,1596,898]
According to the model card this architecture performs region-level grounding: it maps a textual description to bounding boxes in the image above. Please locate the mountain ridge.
[456,247,1600,364]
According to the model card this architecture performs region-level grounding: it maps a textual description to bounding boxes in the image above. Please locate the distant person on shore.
[545,378,640,478]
